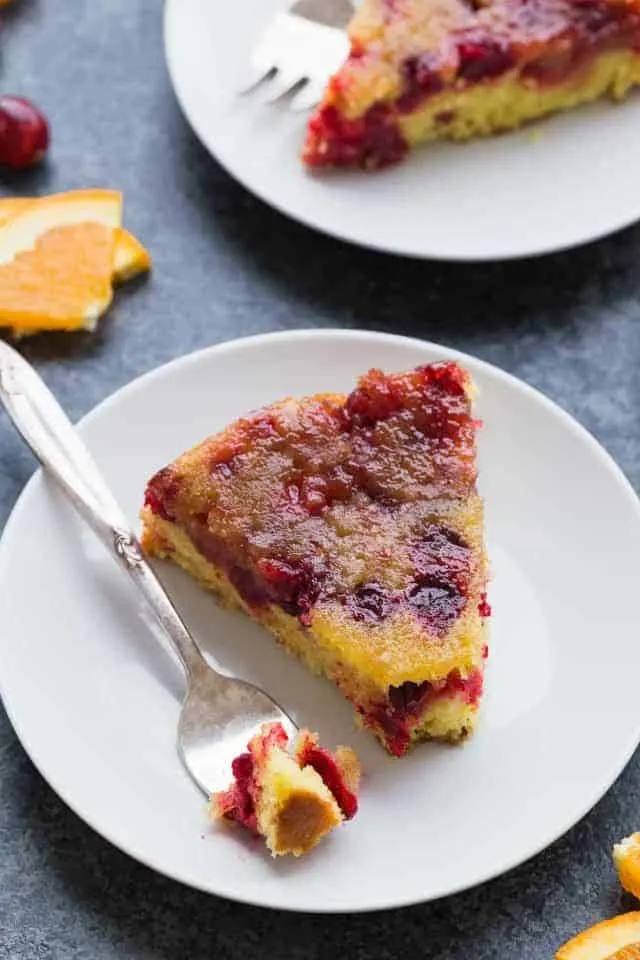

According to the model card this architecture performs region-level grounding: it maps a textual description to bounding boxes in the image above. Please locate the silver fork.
[0,340,297,796]
[242,0,354,111]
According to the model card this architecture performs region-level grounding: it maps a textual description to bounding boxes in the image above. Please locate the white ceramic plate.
[1,330,640,913]
[164,0,640,260]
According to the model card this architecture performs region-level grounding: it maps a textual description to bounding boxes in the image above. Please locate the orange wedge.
[0,198,32,222]
[113,227,151,284]
[615,834,640,900]
[556,913,640,960]
[0,189,121,336]
[0,196,151,284]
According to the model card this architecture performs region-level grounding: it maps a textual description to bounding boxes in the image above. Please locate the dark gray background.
[1,1,639,957]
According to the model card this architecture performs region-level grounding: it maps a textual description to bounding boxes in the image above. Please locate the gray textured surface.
[1,0,640,956]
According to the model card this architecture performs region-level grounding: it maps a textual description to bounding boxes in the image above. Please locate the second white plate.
[164,0,640,260]
[1,330,640,912]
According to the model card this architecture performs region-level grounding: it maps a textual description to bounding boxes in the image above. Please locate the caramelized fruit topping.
[144,364,482,638]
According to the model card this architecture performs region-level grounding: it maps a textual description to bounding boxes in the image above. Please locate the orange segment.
[0,198,32,223]
[0,190,121,335]
[113,228,151,284]
[615,834,640,900]
[0,197,150,283]
[556,913,640,960]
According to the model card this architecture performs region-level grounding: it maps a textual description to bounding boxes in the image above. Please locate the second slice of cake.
[141,363,490,756]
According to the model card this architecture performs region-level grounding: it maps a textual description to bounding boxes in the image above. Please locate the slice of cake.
[141,363,490,757]
[209,722,360,856]
[302,0,640,169]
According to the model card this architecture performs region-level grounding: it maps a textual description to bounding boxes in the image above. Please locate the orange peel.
[113,227,151,284]
[0,196,151,284]
[615,834,640,901]
[0,190,121,336]
[556,913,640,960]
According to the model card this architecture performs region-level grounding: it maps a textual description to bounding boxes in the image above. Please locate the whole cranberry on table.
[0,95,50,170]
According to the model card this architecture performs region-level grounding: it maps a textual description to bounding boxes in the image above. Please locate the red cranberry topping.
[368,705,411,757]
[442,667,484,706]
[144,467,182,522]
[257,557,325,618]
[298,743,359,819]
[435,110,457,124]
[303,103,408,169]
[478,593,492,618]
[396,54,446,113]
[371,666,484,754]
[155,365,480,631]
[0,95,50,170]
[231,751,254,782]
[213,461,235,480]
[222,751,257,831]
[343,582,395,623]
[346,363,468,435]
[388,679,431,712]
[407,579,465,635]
[457,39,515,80]
[186,520,271,608]
[413,526,471,594]
[346,368,404,424]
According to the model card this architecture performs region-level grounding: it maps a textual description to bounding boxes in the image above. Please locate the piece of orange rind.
[113,228,151,284]
[0,195,151,284]
[615,834,640,901]
[0,190,120,335]
[0,190,151,335]
[556,913,640,960]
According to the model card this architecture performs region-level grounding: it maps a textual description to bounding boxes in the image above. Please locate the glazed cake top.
[144,364,487,685]
[324,0,640,118]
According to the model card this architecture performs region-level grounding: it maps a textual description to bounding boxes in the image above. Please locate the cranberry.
[300,475,329,514]
[407,579,465,635]
[144,467,181,522]
[250,412,280,441]
[298,743,358,819]
[413,526,471,595]
[231,752,254,782]
[388,680,431,712]
[396,55,445,113]
[303,103,407,170]
[478,593,492,618]
[443,668,484,706]
[344,582,395,623]
[346,368,403,425]
[257,557,324,618]
[369,705,411,757]
[457,40,515,81]
[0,95,50,170]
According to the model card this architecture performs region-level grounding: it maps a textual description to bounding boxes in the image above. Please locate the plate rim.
[2,327,640,913]
[163,0,640,262]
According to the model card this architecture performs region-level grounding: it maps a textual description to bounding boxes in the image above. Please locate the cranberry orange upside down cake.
[210,722,360,856]
[302,0,640,169]
[141,363,490,758]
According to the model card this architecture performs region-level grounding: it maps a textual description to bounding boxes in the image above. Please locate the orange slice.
[0,198,32,222]
[113,228,151,284]
[0,197,151,283]
[0,189,121,336]
[556,913,640,960]
[615,834,640,900]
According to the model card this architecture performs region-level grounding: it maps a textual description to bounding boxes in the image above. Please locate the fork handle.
[0,341,207,683]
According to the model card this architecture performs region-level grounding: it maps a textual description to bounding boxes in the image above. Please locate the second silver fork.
[242,0,354,111]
